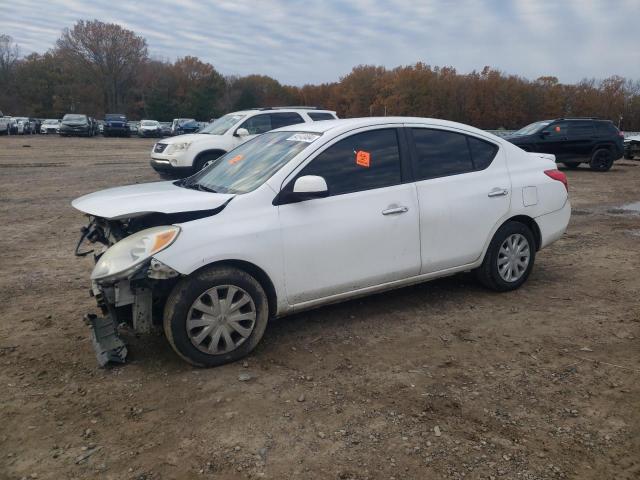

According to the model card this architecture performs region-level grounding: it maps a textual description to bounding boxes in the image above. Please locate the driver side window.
[542,122,569,137]
[240,114,272,135]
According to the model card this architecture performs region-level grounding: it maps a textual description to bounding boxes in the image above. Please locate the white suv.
[73,117,571,367]
[150,107,338,176]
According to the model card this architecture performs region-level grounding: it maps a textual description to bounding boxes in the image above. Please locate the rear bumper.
[536,199,571,249]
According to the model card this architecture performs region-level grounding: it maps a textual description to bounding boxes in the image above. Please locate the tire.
[589,148,613,172]
[476,221,536,292]
[194,152,223,172]
[624,154,634,160]
[563,162,580,169]
[163,266,269,367]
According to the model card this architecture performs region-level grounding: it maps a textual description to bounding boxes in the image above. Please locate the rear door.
[278,127,421,304]
[406,126,511,273]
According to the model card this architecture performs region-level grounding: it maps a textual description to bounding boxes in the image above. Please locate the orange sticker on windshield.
[356,150,370,167]
[229,154,243,164]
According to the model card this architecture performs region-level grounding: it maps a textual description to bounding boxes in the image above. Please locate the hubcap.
[497,233,530,282]
[186,285,256,355]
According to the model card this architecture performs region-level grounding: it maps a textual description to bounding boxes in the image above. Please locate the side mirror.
[540,130,550,137]
[293,175,328,196]
[275,175,329,205]
[235,128,250,137]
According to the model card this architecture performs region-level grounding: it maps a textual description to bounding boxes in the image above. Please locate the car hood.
[161,133,221,145]
[72,181,235,220]
[503,134,533,144]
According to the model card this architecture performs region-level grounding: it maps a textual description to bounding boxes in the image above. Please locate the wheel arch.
[190,259,278,318]
[194,149,227,164]
[501,215,542,251]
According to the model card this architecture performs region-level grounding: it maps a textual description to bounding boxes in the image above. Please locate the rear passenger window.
[468,137,499,170]
[270,112,305,129]
[297,129,402,196]
[411,129,474,180]
[308,112,336,121]
[569,121,595,136]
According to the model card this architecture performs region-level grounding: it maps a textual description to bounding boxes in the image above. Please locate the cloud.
[2,0,638,85]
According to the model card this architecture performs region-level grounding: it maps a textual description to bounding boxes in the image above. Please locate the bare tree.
[0,34,19,82]
[56,20,148,112]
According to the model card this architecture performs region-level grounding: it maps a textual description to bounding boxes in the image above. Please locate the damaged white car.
[73,117,571,367]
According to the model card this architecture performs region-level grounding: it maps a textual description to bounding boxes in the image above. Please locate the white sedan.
[72,117,571,367]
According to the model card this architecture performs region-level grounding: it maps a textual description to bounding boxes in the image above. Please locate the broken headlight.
[91,226,180,282]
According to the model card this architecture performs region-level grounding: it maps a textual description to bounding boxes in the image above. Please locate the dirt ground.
[0,135,638,480]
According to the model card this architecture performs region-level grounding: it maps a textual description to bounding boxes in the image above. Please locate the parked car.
[41,119,60,134]
[72,116,571,367]
[14,117,34,134]
[127,121,140,135]
[138,120,163,138]
[505,118,624,171]
[171,118,200,135]
[30,118,42,134]
[59,114,94,136]
[624,134,640,160]
[0,115,13,135]
[103,114,129,137]
[151,107,338,176]
[159,122,172,136]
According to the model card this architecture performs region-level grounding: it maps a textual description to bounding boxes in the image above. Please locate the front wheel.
[163,266,269,367]
[476,221,536,292]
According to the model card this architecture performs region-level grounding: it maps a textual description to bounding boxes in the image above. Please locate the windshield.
[198,114,246,135]
[43,119,58,124]
[105,114,126,121]
[181,131,322,194]
[63,114,86,122]
[513,121,551,136]
[141,120,158,126]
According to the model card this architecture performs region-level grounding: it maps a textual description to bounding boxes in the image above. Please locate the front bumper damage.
[76,217,180,366]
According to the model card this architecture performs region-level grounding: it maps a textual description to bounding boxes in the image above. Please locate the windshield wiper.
[181,182,217,193]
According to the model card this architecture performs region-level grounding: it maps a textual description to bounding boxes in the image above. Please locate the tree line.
[1,20,639,130]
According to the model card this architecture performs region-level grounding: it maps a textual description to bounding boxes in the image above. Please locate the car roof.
[272,116,500,140]
[233,108,336,115]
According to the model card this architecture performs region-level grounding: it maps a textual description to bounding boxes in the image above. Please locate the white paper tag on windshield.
[286,133,319,143]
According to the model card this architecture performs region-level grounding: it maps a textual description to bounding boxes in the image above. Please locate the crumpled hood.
[72,181,235,220]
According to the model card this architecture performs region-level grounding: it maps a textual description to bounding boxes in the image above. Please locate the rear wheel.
[476,221,536,292]
[164,266,269,367]
[589,148,613,172]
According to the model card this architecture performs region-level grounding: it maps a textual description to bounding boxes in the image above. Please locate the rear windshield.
[308,112,336,121]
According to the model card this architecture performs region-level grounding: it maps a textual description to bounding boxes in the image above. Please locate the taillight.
[618,131,625,138]
[544,169,568,192]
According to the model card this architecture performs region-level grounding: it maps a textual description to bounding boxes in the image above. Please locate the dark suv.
[103,114,130,137]
[505,118,624,171]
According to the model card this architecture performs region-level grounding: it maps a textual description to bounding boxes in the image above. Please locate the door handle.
[488,188,509,198]
[382,206,409,215]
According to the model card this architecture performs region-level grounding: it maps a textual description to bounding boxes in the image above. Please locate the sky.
[1,0,639,86]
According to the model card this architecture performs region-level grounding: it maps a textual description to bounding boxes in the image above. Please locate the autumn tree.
[56,20,148,112]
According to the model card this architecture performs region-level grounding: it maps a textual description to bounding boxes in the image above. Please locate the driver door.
[277,127,421,305]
